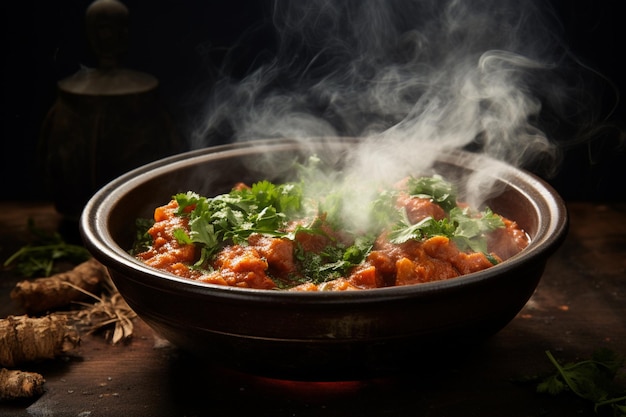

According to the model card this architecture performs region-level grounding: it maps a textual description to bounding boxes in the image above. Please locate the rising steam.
[190,0,577,212]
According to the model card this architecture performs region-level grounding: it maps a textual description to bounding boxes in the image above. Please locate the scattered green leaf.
[538,349,626,415]
[3,219,91,277]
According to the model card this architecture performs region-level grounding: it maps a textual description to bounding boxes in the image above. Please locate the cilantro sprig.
[383,176,504,255]
[3,219,91,277]
[406,175,457,212]
[294,234,376,285]
[538,349,626,415]
[449,206,504,253]
[173,180,304,267]
[388,212,455,245]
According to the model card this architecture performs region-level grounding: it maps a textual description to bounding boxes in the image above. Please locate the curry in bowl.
[133,160,528,291]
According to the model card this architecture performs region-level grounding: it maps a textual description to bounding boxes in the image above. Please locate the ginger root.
[10,258,108,314]
[0,368,45,401]
[0,314,80,367]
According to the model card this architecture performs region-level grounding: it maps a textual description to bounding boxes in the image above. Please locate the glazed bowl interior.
[80,138,568,380]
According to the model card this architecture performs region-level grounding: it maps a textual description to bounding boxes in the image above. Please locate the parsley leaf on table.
[538,349,626,415]
[3,219,92,277]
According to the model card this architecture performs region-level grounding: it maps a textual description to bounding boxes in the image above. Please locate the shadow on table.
[162,332,593,417]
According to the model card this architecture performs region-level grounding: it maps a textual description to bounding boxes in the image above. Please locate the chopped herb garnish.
[449,206,504,253]
[130,218,154,255]
[406,175,457,212]
[388,193,504,254]
[294,234,376,285]
[133,157,512,289]
[173,180,304,267]
[388,213,455,245]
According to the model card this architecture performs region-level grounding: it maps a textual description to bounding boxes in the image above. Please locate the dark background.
[3,0,625,202]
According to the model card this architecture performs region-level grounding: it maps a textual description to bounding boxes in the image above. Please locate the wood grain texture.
[1,202,624,416]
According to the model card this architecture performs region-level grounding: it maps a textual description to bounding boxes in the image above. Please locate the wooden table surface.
[0,201,624,417]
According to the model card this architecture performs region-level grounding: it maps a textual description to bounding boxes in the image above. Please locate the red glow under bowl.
[80,138,567,380]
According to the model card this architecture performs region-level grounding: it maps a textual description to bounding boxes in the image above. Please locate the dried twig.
[61,281,137,345]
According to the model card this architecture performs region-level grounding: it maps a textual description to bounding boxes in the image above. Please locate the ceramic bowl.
[80,138,568,380]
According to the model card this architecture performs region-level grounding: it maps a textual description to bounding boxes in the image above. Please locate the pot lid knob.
[58,0,158,95]
[86,0,129,70]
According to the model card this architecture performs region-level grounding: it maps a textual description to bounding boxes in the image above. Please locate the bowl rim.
[80,138,568,304]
